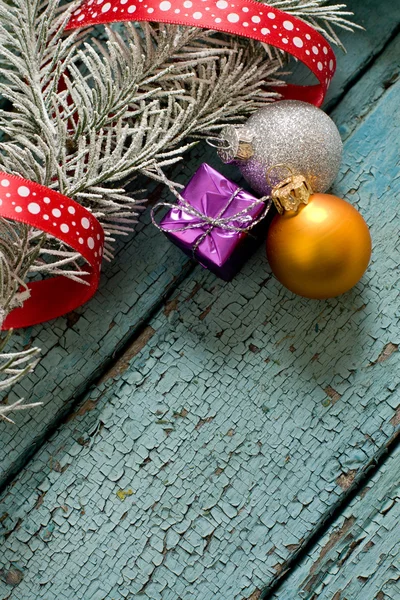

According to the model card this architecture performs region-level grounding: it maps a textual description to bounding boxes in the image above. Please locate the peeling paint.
[324,386,342,405]
[390,406,400,427]
[243,589,262,600]
[336,471,357,491]
[0,567,23,587]
[371,342,398,366]
[199,305,212,320]
[308,517,356,579]
[100,326,156,383]
[164,297,180,317]
[1,19,400,600]
[274,445,400,599]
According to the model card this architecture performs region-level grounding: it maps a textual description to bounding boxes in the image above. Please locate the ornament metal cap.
[212,125,255,164]
[267,165,313,214]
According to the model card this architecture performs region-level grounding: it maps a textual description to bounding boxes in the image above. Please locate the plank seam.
[0,260,196,496]
[2,20,398,523]
[261,429,400,599]
[326,23,400,113]
[1,17,400,588]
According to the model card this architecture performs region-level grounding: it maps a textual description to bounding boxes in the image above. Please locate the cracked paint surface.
[0,48,400,597]
[1,0,400,491]
[0,149,212,486]
[271,443,400,599]
[1,6,400,600]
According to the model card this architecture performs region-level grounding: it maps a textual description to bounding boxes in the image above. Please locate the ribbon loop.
[66,1,336,107]
[151,186,272,259]
[0,173,104,330]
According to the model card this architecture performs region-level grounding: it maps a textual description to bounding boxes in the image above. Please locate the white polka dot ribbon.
[66,0,336,107]
[0,173,104,330]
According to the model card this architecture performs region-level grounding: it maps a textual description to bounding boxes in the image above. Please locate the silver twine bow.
[151,183,272,261]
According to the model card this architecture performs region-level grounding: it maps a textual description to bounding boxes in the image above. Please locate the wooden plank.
[290,0,400,110]
[0,36,399,598]
[0,149,198,487]
[0,0,399,490]
[0,0,400,488]
[268,443,400,599]
[331,32,400,144]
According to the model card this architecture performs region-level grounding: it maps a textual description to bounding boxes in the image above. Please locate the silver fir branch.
[0,330,42,423]
[0,0,356,420]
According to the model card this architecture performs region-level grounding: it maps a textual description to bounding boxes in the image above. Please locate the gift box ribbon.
[66,0,336,107]
[0,173,104,330]
[151,180,272,260]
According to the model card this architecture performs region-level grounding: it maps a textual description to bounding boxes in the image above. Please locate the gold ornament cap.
[215,125,255,164]
[267,165,313,214]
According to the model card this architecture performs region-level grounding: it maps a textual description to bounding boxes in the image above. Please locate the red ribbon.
[66,0,336,107]
[1,173,104,330]
[2,3,335,329]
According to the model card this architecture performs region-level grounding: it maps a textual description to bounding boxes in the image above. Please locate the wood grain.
[269,444,400,599]
[1,0,399,492]
[0,28,399,598]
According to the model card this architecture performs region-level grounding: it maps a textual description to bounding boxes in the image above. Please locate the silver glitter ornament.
[217,100,342,196]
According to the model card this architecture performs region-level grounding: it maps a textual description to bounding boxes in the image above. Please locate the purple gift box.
[159,163,272,281]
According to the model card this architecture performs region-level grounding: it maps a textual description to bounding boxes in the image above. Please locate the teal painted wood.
[0,39,400,598]
[0,151,208,486]
[288,0,400,111]
[0,0,398,492]
[330,32,400,145]
[270,444,400,599]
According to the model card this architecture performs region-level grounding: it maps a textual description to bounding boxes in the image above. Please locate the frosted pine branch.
[0,398,44,424]
[267,0,362,48]
[0,0,353,416]
[0,331,42,423]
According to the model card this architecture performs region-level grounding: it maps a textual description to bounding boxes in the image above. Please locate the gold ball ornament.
[266,193,372,299]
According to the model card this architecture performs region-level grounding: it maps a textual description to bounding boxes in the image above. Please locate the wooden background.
[0,0,399,598]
